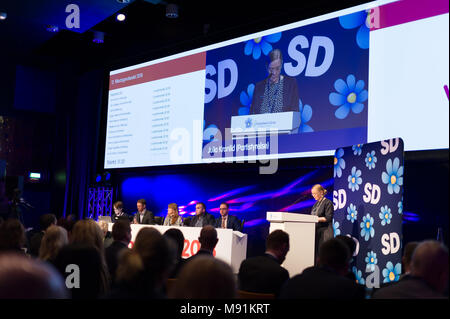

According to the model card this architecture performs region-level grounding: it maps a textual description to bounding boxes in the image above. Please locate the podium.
[266,212,318,277]
[230,111,300,138]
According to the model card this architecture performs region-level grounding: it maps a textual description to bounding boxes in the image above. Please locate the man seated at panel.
[112,201,132,223]
[132,199,155,225]
[188,202,215,227]
[214,202,241,231]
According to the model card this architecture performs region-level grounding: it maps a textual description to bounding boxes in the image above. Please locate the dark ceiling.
[1,0,367,71]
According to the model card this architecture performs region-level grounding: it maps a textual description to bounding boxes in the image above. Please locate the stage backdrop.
[332,138,404,288]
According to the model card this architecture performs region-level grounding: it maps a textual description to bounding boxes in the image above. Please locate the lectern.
[266,212,318,277]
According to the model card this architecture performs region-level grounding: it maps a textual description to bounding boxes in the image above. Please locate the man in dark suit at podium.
[238,229,290,296]
[132,199,155,225]
[215,203,241,231]
[189,202,215,227]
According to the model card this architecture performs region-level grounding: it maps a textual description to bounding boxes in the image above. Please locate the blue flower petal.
[347,74,356,91]
[337,148,344,158]
[356,90,368,103]
[240,91,250,106]
[301,104,313,122]
[355,80,365,94]
[334,79,349,95]
[335,103,351,119]
[397,166,404,177]
[339,11,367,29]
[386,159,393,175]
[261,40,273,56]
[238,107,250,115]
[252,45,262,60]
[300,124,314,133]
[264,32,282,43]
[352,102,365,114]
[247,84,255,99]
[244,41,254,56]
[392,157,400,172]
[356,24,370,49]
[329,92,346,106]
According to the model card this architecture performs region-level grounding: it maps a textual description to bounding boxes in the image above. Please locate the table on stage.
[108,223,247,273]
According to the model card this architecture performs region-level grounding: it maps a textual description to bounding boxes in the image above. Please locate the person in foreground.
[238,229,290,297]
[372,240,448,299]
[186,225,218,262]
[279,238,365,299]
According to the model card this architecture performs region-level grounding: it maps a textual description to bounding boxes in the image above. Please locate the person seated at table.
[163,203,183,226]
[214,202,241,231]
[189,202,215,227]
[132,199,155,225]
[112,201,132,223]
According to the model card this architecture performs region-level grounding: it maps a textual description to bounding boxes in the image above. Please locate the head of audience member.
[317,238,351,276]
[267,49,283,84]
[164,228,185,260]
[0,219,26,252]
[195,202,206,216]
[335,235,356,257]
[410,240,449,294]
[39,214,57,232]
[311,184,327,202]
[170,256,237,299]
[113,201,124,215]
[266,229,290,264]
[39,225,69,263]
[97,220,109,238]
[0,253,68,299]
[131,227,174,292]
[136,199,146,213]
[70,219,105,254]
[402,241,419,275]
[198,225,218,253]
[219,202,229,218]
[53,243,105,299]
[167,203,179,223]
[112,219,132,245]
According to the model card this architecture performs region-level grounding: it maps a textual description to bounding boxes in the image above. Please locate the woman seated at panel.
[163,203,183,227]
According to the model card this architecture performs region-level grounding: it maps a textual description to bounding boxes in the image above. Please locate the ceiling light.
[116,13,126,21]
[46,25,59,32]
[0,12,7,20]
[166,3,178,18]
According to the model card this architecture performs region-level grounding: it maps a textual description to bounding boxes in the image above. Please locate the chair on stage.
[154,216,163,225]
[240,219,245,232]
[237,289,275,299]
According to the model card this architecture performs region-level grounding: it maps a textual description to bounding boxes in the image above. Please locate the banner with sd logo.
[333,138,404,288]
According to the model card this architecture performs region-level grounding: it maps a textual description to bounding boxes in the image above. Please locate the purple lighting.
[208,185,255,202]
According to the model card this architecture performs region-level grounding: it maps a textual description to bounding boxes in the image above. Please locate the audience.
[163,228,186,278]
[0,252,68,299]
[335,234,357,282]
[238,229,290,297]
[29,213,57,257]
[279,238,365,299]
[39,225,68,266]
[372,240,448,299]
[0,218,26,253]
[170,255,237,299]
[98,220,114,249]
[400,241,419,280]
[105,219,132,284]
[186,225,218,263]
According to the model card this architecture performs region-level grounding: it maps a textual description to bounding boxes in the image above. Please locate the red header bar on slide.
[109,52,206,90]
[370,0,449,31]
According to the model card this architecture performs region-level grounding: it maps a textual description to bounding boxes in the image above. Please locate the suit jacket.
[372,276,445,299]
[185,249,214,265]
[133,209,155,225]
[105,241,129,284]
[238,253,289,296]
[112,212,132,223]
[311,197,334,245]
[215,215,242,231]
[279,266,365,299]
[189,212,215,227]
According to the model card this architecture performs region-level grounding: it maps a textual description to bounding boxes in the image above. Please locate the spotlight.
[0,12,6,20]
[166,3,178,18]
[116,0,131,3]
[95,174,102,183]
[92,31,104,43]
[46,25,59,32]
[116,13,126,22]
[104,171,111,182]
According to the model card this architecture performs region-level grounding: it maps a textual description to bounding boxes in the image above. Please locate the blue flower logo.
[203,124,219,142]
[334,148,346,178]
[333,220,341,236]
[244,32,282,60]
[365,251,378,272]
[245,118,253,128]
[360,214,374,241]
[352,144,363,155]
[339,10,370,49]
[329,74,368,119]
[352,266,365,285]
[381,157,404,194]
[398,199,403,215]
[365,150,377,170]
[298,99,313,132]
[239,84,254,115]
[379,205,392,226]
[346,203,358,223]
[348,166,362,192]
[382,262,401,283]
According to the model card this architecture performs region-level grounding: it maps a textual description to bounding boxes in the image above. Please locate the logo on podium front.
[245,118,253,128]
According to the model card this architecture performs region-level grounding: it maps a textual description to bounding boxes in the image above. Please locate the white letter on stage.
[218,59,238,99]
[305,36,334,77]
[170,128,191,164]
[65,264,80,288]
[284,35,308,77]
[65,4,80,29]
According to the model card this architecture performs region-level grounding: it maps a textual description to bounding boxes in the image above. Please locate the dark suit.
[215,215,242,231]
[238,253,289,296]
[185,249,214,265]
[189,212,215,227]
[311,197,334,255]
[279,266,365,299]
[372,276,445,299]
[105,240,129,284]
[133,209,155,225]
[112,212,132,223]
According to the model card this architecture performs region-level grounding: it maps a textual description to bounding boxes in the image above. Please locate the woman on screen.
[163,203,183,226]
[310,184,334,260]
[250,48,299,114]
